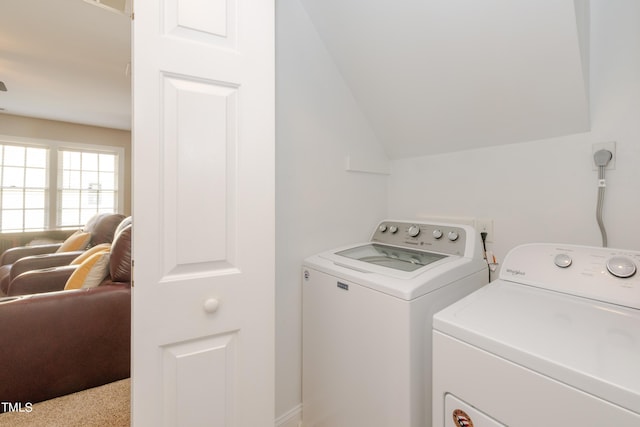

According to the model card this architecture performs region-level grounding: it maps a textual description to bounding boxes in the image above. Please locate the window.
[0,136,124,232]
[59,150,118,227]
[0,145,48,232]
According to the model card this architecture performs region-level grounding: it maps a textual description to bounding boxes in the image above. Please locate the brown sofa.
[0,224,132,410]
[0,213,126,296]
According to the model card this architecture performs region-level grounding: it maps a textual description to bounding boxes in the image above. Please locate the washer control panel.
[371,220,469,256]
[500,243,640,309]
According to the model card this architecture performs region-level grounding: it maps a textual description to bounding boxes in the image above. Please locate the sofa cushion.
[113,216,132,238]
[56,230,91,253]
[70,243,111,265]
[83,213,126,246]
[64,250,111,290]
[110,225,131,284]
[0,286,131,405]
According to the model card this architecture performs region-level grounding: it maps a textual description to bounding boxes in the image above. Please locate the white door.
[131,0,275,425]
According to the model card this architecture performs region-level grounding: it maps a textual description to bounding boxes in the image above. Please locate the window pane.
[0,144,50,232]
[26,147,47,168]
[3,146,25,167]
[25,191,45,209]
[82,152,99,171]
[2,210,23,231]
[3,167,25,187]
[82,171,99,189]
[82,190,99,208]
[24,209,45,230]
[61,190,81,209]
[2,189,23,209]
[98,191,115,209]
[25,167,46,188]
[63,170,81,189]
[80,209,97,225]
[99,154,116,172]
[99,172,115,190]
[65,151,81,170]
[60,209,81,227]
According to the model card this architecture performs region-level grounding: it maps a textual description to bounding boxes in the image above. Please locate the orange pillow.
[56,230,91,253]
[64,251,111,290]
[71,243,111,265]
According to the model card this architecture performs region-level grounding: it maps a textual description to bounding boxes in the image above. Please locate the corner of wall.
[574,0,591,107]
[275,404,302,427]
[345,155,390,175]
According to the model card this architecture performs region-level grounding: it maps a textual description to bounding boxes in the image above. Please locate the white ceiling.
[0,1,590,158]
[298,0,591,158]
[0,0,131,130]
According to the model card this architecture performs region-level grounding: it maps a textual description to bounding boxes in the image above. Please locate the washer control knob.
[554,254,572,268]
[408,224,420,237]
[433,229,443,239]
[379,224,388,232]
[606,256,637,278]
[447,231,459,241]
[389,225,398,234]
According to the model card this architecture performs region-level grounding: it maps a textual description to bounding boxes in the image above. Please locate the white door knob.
[203,298,220,313]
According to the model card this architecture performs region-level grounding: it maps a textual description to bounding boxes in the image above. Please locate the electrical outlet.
[475,218,494,243]
[592,141,616,170]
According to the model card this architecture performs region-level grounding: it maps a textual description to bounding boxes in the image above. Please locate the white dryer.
[302,220,488,427]
[433,243,640,426]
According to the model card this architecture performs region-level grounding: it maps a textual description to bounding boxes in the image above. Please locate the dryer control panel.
[371,220,471,257]
[500,243,640,309]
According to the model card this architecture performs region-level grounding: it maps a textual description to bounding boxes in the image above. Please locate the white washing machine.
[432,243,640,426]
[302,220,488,427]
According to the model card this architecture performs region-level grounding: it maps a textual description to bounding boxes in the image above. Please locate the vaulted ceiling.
[0,0,590,158]
[298,0,590,158]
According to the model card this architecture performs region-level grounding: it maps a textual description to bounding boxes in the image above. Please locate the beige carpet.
[0,379,130,427]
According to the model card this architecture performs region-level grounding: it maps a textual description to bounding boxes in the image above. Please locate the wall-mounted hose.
[594,149,613,247]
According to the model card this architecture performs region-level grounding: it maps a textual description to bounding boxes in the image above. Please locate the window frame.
[0,134,125,232]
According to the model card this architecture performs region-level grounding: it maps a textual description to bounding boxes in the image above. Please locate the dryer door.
[445,394,505,427]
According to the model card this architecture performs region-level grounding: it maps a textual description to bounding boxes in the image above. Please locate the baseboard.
[275,404,302,427]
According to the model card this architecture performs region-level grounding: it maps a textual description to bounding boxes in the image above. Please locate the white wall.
[388,1,640,268]
[275,0,640,422]
[275,0,389,420]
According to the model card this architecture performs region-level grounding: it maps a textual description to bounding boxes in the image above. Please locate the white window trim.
[0,134,125,230]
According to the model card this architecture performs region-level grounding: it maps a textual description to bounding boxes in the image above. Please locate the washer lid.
[434,280,640,414]
[307,246,486,300]
[335,243,447,272]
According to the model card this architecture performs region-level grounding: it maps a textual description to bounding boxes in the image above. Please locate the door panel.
[132,0,274,425]
[163,333,237,426]
[162,76,238,272]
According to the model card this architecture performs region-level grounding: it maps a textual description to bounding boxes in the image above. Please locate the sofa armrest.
[9,251,83,281]
[0,244,62,265]
[0,286,131,407]
[7,265,78,296]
